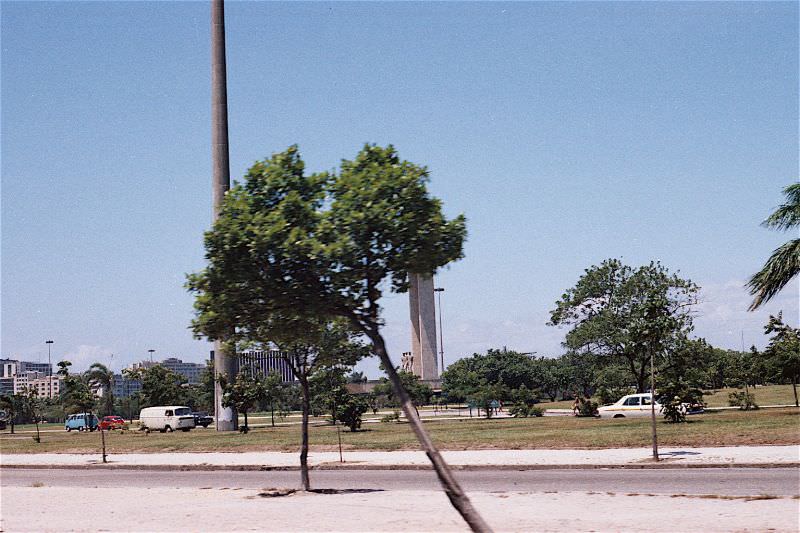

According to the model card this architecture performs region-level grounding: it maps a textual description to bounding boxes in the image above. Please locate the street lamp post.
[434,288,445,375]
[45,340,54,399]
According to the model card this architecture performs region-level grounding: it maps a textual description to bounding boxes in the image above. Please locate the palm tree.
[748,183,800,310]
[86,363,114,416]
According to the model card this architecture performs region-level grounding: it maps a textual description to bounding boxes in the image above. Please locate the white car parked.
[597,393,663,418]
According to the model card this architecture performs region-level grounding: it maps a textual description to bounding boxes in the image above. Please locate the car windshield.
[175,408,191,416]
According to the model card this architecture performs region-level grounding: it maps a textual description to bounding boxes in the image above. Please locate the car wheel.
[613,414,625,418]
[66,427,72,432]
[165,425,173,433]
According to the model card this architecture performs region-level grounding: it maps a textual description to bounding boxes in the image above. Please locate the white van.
[139,406,196,432]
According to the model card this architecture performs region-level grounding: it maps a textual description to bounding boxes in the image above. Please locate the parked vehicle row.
[64,407,216,433]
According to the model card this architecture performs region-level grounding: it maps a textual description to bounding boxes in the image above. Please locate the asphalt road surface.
[2,468,797,496]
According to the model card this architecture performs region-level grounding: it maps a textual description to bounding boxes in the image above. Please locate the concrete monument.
[408,273,439,380]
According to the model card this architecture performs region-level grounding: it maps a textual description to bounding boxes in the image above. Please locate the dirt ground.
[2,486,798,532]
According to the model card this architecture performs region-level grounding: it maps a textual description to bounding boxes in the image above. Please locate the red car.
[98,416,127,430]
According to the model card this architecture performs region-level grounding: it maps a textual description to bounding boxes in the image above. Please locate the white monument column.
[408,273,422,376]
[417,274,439,380]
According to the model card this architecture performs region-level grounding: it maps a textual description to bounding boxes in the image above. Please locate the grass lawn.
[2,407,797,455]
[702,384,798,408]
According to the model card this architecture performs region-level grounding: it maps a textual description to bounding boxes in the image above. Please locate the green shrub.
[728,391,759,410]
[575,397,598,417]
[509,404,543,417]
[380,410,400,423]
[336,395,368,432]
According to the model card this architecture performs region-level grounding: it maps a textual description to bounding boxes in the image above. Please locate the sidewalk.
[2,445,797,470]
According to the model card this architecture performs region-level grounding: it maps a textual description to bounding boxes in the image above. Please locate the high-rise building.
[237,350,295,382]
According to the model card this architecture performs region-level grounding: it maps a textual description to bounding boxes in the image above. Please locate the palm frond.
[747,238,800,310]
[763,183,800,231]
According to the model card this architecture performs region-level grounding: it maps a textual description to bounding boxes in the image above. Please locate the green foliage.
[373,370,432,407]
[728,391,759,410]
[748,183,800,310]
[125,365,187,409]
[186,144,466,495]
[347,371,367,383]
[0,393,24,432]
[592,364,634,405]
[186,143,465,348]
[509,404,543,418]
[549,259,699,393]
[336,394,368,432]
[310,365,350,423]
[61,373,96,415]
[262,372,292,426]
[220,371,264,433]
[442,348,540,402]
[86,363,114,417]
[763,313,800,406]
[380,410,400,423]
[659,379,704,423]
[575,397,599,417]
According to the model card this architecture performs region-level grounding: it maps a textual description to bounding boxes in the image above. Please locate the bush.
[510,404,544,417]
[380,410,400,423]
[336,395,368,432]
[575,397,598,417]
[659,380,704,423]
[728,391,759,410]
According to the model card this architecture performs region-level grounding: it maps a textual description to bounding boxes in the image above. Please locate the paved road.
[3,468,797,496]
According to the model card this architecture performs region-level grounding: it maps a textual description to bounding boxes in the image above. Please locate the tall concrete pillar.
[211,0,237,431]
[408,274,422,377]
[408,273,439,380]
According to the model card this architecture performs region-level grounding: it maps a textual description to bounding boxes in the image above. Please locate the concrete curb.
[2,462,797,472]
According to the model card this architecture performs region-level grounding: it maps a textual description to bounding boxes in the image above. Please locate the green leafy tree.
[310,365,350,424]
[220,371,264,433]
[277,319,368,490]
[747,183,800,310]
[86,363,114,416]
[61,371,96,416]
[20,386,44,442]
[262,372,290,427]
[549,259,699,393]
[441,349,538,401]
[336,394,368,432]
[373,370,433,414]
[536,357,568,402]
[592,364,634,406]
[347,370,367,383]
[764,312,800,406]
[186,145,488,530]
[0,394,24,433]
[126,365,187,408]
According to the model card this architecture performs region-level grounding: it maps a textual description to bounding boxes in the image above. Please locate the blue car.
[65,413,98,432]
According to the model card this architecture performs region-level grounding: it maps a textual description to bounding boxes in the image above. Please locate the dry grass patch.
[1,408,797,454]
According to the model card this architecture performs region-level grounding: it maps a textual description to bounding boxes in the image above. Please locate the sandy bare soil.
[2,486,798,532]
[2,445,797,468]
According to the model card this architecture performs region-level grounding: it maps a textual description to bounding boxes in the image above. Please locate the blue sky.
[2,1,797,375]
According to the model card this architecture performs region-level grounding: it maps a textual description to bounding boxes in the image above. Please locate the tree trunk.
[270,401,275,427]
[649,349,658,461]
[792,377,798,408]
[363,326,492,533]
[299,377,311,491]
[243,411,248,432]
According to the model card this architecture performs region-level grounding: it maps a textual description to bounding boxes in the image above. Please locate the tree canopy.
[549,259,699,392]
[187,145,488,530]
